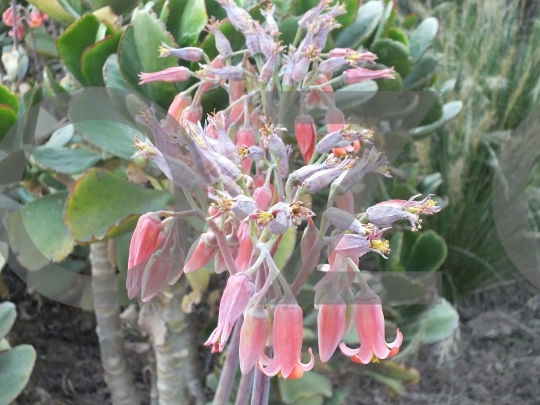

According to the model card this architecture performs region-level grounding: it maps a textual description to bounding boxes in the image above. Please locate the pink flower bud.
[343,67,395,85]
[184,235,217,273]
[235,238,253,272]
[127,213,165,300]
[325,207,365,234]
[253,186,273,211]
[339,288,403,364]
[205,273,255,353]
[139,66,191,84]
[294,113,317,163]
[181,103,203,124]
[301,217,319,262]
[158,42,204,62]
[164,93,191,131]
[237,125,256,173]
[231,195,258,220]
[9,22,24,40]
[28,6,48,28]
[239,306,271,374]
[325,107,346,133]
[2,6,16,26]
[206,18,233,58]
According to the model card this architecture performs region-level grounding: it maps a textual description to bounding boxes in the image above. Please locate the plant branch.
[213,318,242,405]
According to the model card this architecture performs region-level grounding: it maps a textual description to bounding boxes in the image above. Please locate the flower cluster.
[127,0,440,379]
[2,5,48,41]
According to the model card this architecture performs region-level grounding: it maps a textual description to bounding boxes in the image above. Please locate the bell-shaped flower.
[339,287,403,364]
[127,213,165,300]
[301,217,319,262]
[258,301,314,379]
[205,273,255,353]
[239,305,272,374]
[334,233,390,259]
[294,113,317,163]
[366,194,441,230]
[237,124,256,173]
[28,6,48,28]
[253,186,273,211]
[139,66,191,84]
[181,102,203,123]
[317,289,348,362]
[2,6,16,26]
[184,234,217,273]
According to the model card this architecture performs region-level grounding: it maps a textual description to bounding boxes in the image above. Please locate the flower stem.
[213,318,242,405]
[234,368,254,405]
[250,366,270,405]
[11,0,18,50]
[209,221,240,275]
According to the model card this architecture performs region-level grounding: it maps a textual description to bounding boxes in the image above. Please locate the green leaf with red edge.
[167,0,208,47]
[81,32,122,86]
[87,0,141,14]
[64,168,173,243]
[27,0,78,25]
[56,14,101,86]
[0,107,17,145]
[118,10,178,108]
[0,85,20,113]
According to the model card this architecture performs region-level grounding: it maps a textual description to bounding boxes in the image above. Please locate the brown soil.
[4,265,540,405]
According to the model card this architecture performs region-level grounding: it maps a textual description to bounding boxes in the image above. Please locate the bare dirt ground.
[4,265,540,405]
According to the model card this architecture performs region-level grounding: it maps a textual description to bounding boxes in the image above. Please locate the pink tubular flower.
[335,190,354,213]
[164,93,191,131]
[294,113,317,163]
[366,194,441,230]
[305,74,335,109]
[28,6,47,28]
[181,103,203,124]
[158,42,204,62]
[334,233,390,259]
[205,273,255,353]
[127,213,165,300]
[9,23,24,40]
[139,66,191,84]
[237,124,256,173]
[235,237,253,271]
[343,67,395,85]
[258,302,314,379]
[317,290,347,362]
[239,306,271,373]
[184,234,217,273]
[339,287,403,364]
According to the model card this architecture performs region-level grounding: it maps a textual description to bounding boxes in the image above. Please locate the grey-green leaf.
[0,345,36,405]
[0,302,16,340]
[409,17,438,61]
[403,55,438,90]
[31,146,102,175]
[422,298,459,343]
[411,100,463,139]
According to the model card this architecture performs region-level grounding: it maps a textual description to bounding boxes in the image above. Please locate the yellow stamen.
[371,239,390,255]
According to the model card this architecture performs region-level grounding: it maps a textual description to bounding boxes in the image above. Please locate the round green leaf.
[26,259,86,299]
[410,100,463,139]
[0,107,18,145]
[0,345,36,405]
[81,33,122,86]
[118,10,178,108]
[403,230,447,273]
[279,371,332,404]
[64,168,173,243]
[56,14,102,86]
[421,298,459,344]
[381,272,427,305]
[46,125,74,147]
[0,302,16,340]
[373,0,394,41]
[371,39,412,77]
[335,0,384,49]
[17,191,75,263]
[31,146,102,174]
[25,28,59,58]
[179,0,208,47]
[409,17,438,61]
[75,120,139,160]
[388,27,409,47]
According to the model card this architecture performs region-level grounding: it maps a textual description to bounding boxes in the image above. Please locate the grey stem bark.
[90,241,140,405]
[149,280,206,405]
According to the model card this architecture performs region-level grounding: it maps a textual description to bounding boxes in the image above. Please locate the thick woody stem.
[153,280,206,405]
[89,242,140,405]
[213,318,242,405]
[250,367,270,405]
[234,368,254,405]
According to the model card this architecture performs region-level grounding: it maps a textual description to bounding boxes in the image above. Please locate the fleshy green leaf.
[64,168,173,243]
[87,0,141,14]
[81,33,122,86]
[0,107,17,145]
[103,54,131,90]
[26,259,86,299]
[373,0,394,41]
[335,0,384,49]
[56,14,101,85]
[371,38,412,77]
[422,298,459,343]
[0,302,16,340]
[409,17,438,61]
[75,120,140,160]
[46,125,74,147]
[27,0,77,25]
[118,10,178,108]
[17,191,75,263]
[25,28,59,58]
[279,371,332,404]
[404,230,447,273]
[0,85,20,113]
[410,100,463,139]
[403,55,439,90]
[0,345,36,405]
[31,146,102,174]
[381,272,427,305]
[168,0,208,47]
